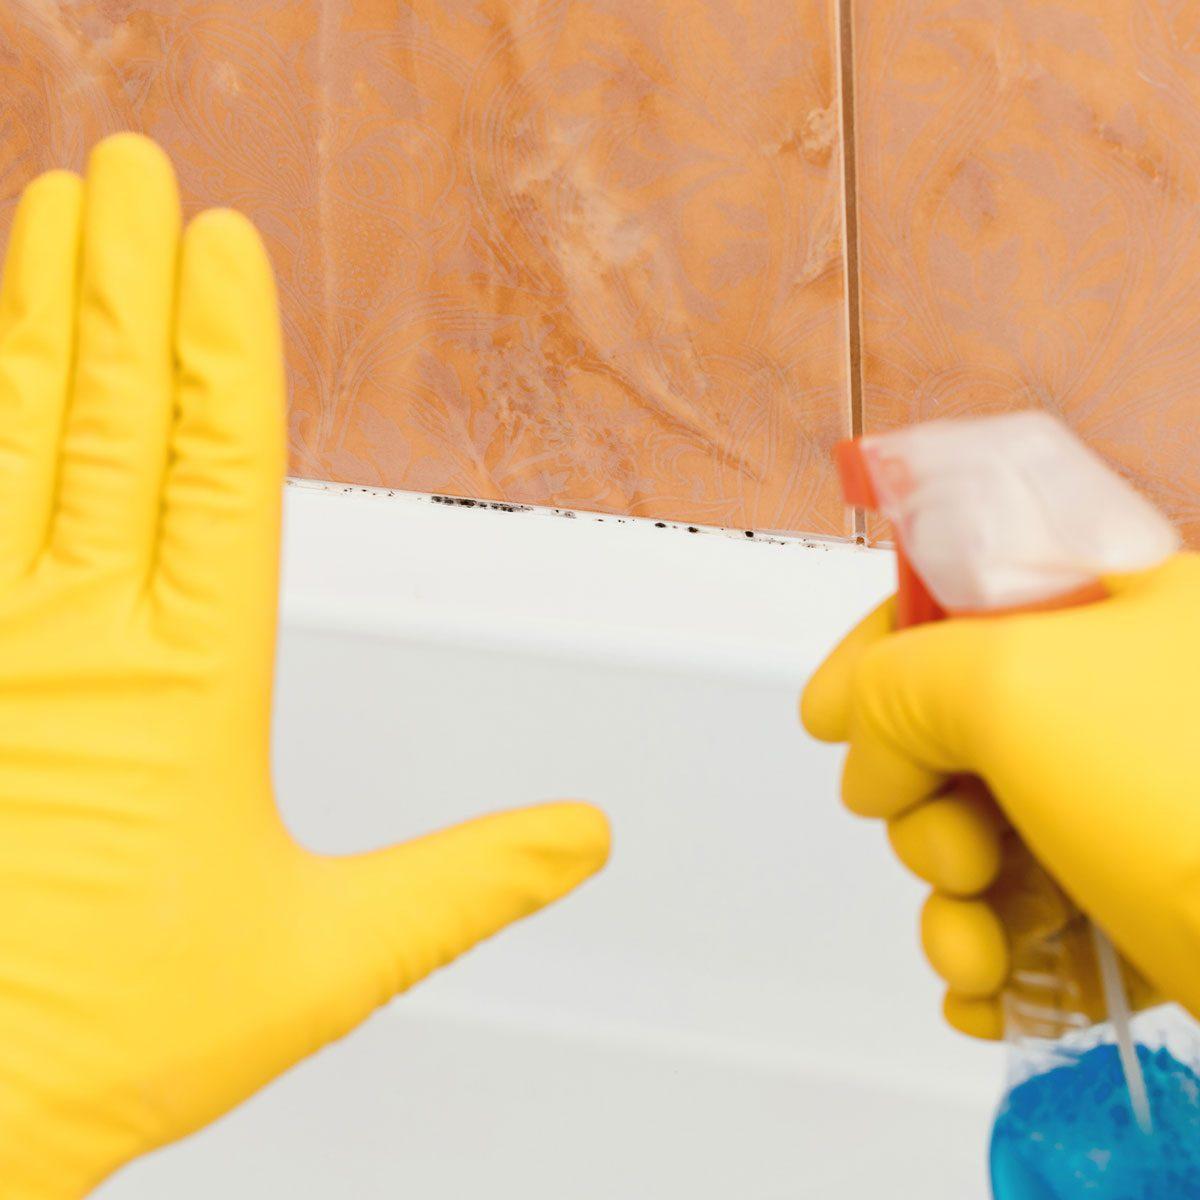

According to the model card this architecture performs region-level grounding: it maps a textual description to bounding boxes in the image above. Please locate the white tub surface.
[98,486,999,1199]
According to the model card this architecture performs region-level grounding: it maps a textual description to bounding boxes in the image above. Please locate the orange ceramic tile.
[853,0,1200,546]
[3,0,851,537]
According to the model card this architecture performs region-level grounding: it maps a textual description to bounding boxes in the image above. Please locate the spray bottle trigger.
[835,438,945,629]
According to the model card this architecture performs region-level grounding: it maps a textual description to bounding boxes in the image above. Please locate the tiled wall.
[852,0,1200,547]
[3,1,1199,543]
[1,0,851,538]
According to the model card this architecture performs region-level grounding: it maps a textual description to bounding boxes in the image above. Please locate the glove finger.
[920,892,1009,999]
[0,169,82,581]
[800,597,894,743]
[156,206,285,647]
[888,780,1008,897]
[841,721,944,820]
[51,134,180,577]
[840,619,997,819]
[943,991,1004,1041]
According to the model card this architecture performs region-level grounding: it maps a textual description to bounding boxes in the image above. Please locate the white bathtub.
[98,486,1000,1199]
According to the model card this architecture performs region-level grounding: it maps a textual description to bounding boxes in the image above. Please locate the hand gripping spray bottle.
[835,411,1200,1197]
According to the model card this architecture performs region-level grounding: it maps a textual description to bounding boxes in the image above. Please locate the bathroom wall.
[851,0,1200,547]
[3,1,1198,544]
[1,0,851,538]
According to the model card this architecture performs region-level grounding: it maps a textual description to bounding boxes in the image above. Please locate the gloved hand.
[0,134,609,1198]
[801,553,1200,1040]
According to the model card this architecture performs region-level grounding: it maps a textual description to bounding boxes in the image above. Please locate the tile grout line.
[835,0,867,541]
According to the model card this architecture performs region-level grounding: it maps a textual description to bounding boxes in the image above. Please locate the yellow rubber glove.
[801,553,1200,1040]
[0,134,610,1198]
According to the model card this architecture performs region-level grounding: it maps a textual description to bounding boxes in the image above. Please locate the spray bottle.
[834,410,1200,1196]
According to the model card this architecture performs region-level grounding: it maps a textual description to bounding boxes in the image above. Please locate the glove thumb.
[800,597,895,742]
[304,802,611,1042]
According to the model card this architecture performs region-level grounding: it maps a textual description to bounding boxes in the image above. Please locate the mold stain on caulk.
[286,479,840,551]
[430,495,533,515]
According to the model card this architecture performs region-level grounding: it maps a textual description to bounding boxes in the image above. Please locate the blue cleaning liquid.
[990,1044,1200,1198]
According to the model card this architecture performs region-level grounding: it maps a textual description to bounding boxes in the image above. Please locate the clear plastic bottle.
[985,853,1197,1198]
[991,921,1200,1198]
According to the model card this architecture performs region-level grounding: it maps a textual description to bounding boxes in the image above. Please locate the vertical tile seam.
[835,0,866,539]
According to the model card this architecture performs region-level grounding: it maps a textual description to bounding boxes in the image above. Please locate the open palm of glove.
[0,135,609,1199]
[802,554,1200,1040]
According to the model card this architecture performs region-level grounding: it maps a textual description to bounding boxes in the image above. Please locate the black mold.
[431,494,530,514]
